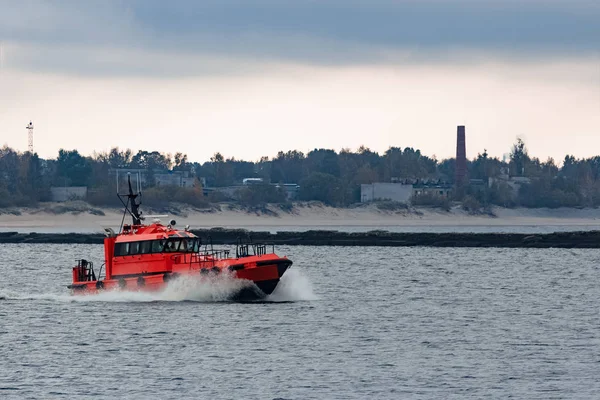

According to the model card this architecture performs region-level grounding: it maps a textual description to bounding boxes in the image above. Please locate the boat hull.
[68,257,292,301]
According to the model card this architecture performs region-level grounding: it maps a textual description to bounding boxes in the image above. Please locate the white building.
[50,186,88,202]
[110,169,203,188]
[360,183,413,203]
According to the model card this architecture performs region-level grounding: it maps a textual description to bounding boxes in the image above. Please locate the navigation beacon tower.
[26,121,34,153]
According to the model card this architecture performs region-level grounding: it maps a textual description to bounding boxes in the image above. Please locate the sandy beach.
[1,202,600,233]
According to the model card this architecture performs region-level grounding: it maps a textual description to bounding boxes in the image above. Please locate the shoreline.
[1,229,600,248]
[2,202,600,234]
[3,201,600,246]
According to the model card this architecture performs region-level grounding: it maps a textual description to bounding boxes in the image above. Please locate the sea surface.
[1,244,599,399]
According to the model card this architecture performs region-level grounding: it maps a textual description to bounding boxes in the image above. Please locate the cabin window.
[182,239,199,253]
[139,241,151,254]
[163,238,200,253]
[129,242,140,255]
[114,242,131,256]
[152,240,165,253]
[114,238,199,257]
[164,239,181,252]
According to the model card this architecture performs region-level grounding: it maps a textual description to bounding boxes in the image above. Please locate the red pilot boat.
[67,176,292,300]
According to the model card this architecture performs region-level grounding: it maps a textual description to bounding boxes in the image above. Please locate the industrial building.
[361,125,463,204]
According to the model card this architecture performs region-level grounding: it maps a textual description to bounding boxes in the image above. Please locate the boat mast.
[127,174,142,225]
[117,172,143,228]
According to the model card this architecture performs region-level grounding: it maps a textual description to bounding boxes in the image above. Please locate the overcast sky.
[0,0,598,162]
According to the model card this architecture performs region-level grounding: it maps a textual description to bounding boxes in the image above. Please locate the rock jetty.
[1,229,599,248]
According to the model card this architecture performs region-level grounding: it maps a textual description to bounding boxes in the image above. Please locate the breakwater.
[1,229,600,248]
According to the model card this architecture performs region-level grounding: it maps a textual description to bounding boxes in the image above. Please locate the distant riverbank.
[2,201,600,234]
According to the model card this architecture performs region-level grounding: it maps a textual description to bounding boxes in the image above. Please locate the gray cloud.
[134,1,600,50]
[1,0,598,76]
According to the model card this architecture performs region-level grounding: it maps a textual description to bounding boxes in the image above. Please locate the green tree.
[173,152,189,171]
[489,181,514,208]
[470,150,488,180]
[209,152,233,187]
[510,138,529,177]
[305,149,340,177]
[256,156,272,182]
[298,172,343,205]
[271,150,305,183]
[131,150,171,170]
[237,184,287,206]
[437,159,456,183]
[107,147,133,168]
[56,149,92,186]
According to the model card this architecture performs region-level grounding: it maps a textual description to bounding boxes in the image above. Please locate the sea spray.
[267,268,317,302]
[158,272,256,302]
[66,272,255,303]
[0,268,317,303]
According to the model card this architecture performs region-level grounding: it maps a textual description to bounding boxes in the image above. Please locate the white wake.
[0,268,316,303]
[267,267,317,302]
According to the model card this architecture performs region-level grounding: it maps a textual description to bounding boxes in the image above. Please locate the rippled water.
[1,244,599,399]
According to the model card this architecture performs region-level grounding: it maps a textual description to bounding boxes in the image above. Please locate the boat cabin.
[104,222,203,279]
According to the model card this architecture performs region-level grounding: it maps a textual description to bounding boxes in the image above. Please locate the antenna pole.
[26,121,34,153]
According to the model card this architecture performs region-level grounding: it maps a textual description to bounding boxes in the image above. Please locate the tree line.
[1,140,600,209]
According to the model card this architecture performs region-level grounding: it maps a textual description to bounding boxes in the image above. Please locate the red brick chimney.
[456,125,467,185]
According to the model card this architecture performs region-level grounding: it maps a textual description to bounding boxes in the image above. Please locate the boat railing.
[168,238,277,265]
[197,249,231,260]
[253,243,275,256]
[74,259,96,282]
[236,239,275,258]
[172,249,232,267]
[97,263,105,281]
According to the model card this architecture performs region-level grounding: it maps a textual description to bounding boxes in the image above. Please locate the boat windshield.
[152,240,165,253]
[114,238,200,256]
[164,238,200,253]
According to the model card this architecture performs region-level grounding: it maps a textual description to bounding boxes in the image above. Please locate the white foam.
[70,273,254,303]
[0,268,317,303]
[157,273,256,302]
[267,268,318,302]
